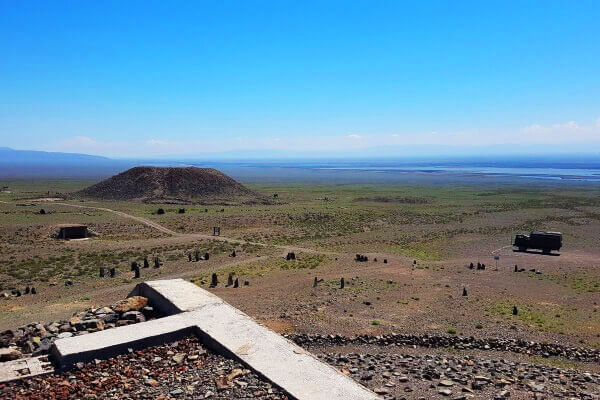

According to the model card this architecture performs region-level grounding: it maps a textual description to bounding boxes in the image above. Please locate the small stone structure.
[56,224,88,240]
[213,227,221,236]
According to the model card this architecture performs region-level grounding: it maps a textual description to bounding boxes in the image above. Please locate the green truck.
[513,231,562,254]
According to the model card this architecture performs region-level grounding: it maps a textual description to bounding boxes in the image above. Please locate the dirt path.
[40,201,339,256]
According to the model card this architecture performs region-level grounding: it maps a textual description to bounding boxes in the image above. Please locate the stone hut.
[56,224,88,240]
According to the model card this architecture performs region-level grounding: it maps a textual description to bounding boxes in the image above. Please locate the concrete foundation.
[51,279,381,400]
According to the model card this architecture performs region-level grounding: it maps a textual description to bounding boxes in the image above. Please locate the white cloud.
[347,134,362,139]
[147,139,169,146]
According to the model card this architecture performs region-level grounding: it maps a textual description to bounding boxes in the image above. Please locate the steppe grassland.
[1,180,600,347]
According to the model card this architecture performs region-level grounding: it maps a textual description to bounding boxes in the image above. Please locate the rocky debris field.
[318,350,600,400]
[0,296,156,362]
[288,334,600,364]
[0,337,288,400]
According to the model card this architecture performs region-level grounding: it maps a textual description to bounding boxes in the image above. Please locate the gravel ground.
[1,335,599,399]
[315,349,600,399]
[0,337,288,400]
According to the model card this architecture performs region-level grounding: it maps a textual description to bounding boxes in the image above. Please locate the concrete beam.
[51,314,194,369]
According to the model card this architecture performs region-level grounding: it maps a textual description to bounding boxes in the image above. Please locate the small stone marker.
[143,258,150,269]
[210,273,218,288]
[99,267,105,278]
[233,278,239,288]
[130,261,138,272]
[383,259,387,264]
[109,268,116,278]
[134,266,141,279]
[230,250,236,257]
[373,258,377,262]
[213,227,221,236]
[31,287,36,295]
[469,262,474,269]
[39,209,46,215]
[340,277,345,289]
[195,251,200,262]
[514,265,518,272]
[24,287,30,295]
[462,287,467,296]
[227,273,234,287]
[244,281,249,286]
[313,277,318,288]
[513,306,518,315]
[204,252,210,261]
[178,208,185,214]
[188,253,192,262]
[154,257,161,269]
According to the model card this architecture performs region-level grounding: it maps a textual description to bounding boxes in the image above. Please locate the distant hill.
[0,147,131,178]
[76,166,262,204]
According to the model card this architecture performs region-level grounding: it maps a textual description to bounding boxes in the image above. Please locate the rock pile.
[288,333,600,363]
[0,296,157,361]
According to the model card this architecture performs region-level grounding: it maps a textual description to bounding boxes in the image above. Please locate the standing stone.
[109,268,116,278]
[469,262,474,269]
[24,286,30,295]
[188,253,192,262]
[373,258,377,262]
[143,258,150,269]
[383,259,388,264]
[233,278,239,288]
[134,266,141,279]
[313,277,318,288]
[130,261,138,272]
[512,306,518,315]
[462,287,467,296]
[514,264,518,272]
[154,257,160,269]
[195,251,200,262]
[15,290,21,297]
[244,281,249,286]
[210,273,218,288]
[39,209,46,215]
[340,277,345,289]
[227,273,234,287]
[99,267,105,278]
[413,260,417,265]
[31,287,36,295]
[204,252,210,261]
[230,250,236,257]
[477,262,481,269]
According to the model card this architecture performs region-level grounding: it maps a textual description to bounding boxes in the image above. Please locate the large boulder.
[112,296,148,313]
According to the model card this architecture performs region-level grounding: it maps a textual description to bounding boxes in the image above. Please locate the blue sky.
[0,1,599,158]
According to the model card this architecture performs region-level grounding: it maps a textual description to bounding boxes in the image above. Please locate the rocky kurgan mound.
[77,166,259,203]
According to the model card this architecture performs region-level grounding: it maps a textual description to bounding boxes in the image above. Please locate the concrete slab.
[51,279,381,400]
[51,313,194,369]
[130,278,222,314]
[0,356,54,383]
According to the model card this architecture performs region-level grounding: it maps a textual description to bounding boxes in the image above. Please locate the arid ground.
[1,180,600,374]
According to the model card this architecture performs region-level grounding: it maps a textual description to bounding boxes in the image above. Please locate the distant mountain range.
[0,147,131,178]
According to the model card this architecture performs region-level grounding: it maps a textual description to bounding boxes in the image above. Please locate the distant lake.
[183,157,600,185]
